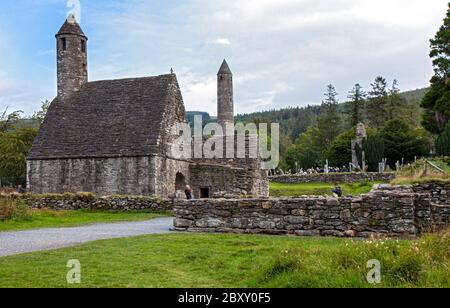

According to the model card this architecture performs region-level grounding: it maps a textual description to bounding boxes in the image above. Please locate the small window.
[81,40,86,53]
[61,38,67,51]
[200,188,210,199]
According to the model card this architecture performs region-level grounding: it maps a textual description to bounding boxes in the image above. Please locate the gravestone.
[351,123,367,170]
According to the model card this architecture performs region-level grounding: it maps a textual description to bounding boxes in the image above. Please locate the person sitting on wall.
[185,185,194,200]
[332,185,343,198]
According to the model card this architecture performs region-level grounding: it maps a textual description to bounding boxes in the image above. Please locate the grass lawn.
[270,181,379,197]
[431,159,450,174]
[0,209,168,232]
[0,233,448,288]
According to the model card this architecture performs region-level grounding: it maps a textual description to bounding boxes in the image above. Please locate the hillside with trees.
[236,86,429,170]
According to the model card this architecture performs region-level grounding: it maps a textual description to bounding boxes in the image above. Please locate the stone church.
[27,15,269,198]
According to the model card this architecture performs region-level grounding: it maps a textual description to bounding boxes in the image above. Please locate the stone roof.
[218,60,232,75]
[56,15,87,38]
[28,74,182,160]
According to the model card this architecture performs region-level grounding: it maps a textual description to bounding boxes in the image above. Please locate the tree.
[285,127,322,170]
[421,78,450,134]
[317,84,342,149]
[326,128,356,167]
[367,76,388,128]
[347,84,366,127]
[421,3,450,134]
[381,119,430,167]
[32,100,51,125]
[436,122,450,156]
[430,3,450,79]
[387,80,408,120]
[0,126,38,182]
[0,108,23,133]
[361,134,385,172]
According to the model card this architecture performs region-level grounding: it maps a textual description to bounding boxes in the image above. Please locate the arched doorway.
[175,172,186,191]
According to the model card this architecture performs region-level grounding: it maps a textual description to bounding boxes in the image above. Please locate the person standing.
[185,185,194,200]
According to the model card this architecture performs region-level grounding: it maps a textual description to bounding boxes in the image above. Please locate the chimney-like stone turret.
[56,14,88,99]
[217,60,234,130]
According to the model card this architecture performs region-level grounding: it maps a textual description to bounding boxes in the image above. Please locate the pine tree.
[421,3,450,134]
[317,85,342,149]
[436,122,450,156]
[361,134,385,172]
[381,119,430,166]
[367,76,388,128]
[347,84,366,127]
[387,79,408,121]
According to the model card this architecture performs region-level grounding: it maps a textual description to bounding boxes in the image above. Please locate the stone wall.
[189,163,269,198]
[27,156,191,199]
[174,184,450,238]
[153,156,191,198]
[23,194,173,212]
[412,183,450,205]
[412,183,450,233]
[27,156,156,196]
[270,172,396,184]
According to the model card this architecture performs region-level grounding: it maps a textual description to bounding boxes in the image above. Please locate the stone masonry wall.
[174,184,450,238]
[412,183,450,233]
[189,164,269,198]
[270,172,396,184]
[412,183,450,205]
[27,156,156,196]
[22,194,173,212]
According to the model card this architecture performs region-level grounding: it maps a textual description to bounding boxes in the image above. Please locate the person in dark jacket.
[185,185,194,200]
[332,185,343,197]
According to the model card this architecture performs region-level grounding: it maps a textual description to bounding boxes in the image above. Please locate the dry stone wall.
[174,183,450,238]
[270,172,396,184]
[23,194,173,212]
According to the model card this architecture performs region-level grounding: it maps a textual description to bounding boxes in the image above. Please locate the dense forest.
[236,86,430,170]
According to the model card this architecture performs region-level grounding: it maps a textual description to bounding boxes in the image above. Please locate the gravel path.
[0,217,174,257]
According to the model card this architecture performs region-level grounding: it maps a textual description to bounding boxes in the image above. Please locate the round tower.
[56,14,88,99]
[217,60,234,129]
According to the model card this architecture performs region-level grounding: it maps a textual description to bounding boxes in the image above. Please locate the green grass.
[392,157,450,185]
[0,209,168,232]
[0,232,448,288]
[432,159,450,174]
[270,181,379,197]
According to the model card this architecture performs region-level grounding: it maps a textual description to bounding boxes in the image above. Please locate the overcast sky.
[0,0,448,116]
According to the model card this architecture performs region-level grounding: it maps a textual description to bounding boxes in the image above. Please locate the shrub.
[74,192,96,202]
[0,199,15,221]
[0,198,31,221]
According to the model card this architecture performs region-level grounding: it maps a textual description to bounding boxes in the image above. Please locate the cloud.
[178,72,216,114]
[82,0,447,115]
[3,0,449,115]
[214,38,231,46]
